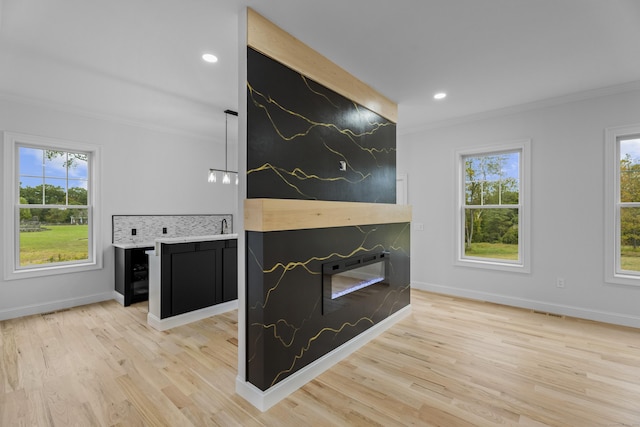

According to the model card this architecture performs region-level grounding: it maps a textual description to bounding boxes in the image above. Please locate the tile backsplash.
[112,214,233,245]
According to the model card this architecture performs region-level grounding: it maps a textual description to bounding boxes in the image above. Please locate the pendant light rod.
[208,109,239,184]
[225,112,228,171]
[224,109,237,172]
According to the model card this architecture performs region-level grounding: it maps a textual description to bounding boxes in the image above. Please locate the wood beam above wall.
[244,199,411,232]
[247,8,398,123]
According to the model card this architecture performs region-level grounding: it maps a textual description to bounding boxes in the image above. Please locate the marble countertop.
[112,242,155,249]
[154,233,238,245]
[114,233,238,250]
[153,233,238,255]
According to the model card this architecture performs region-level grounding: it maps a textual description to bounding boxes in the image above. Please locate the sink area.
[112,214,236,311]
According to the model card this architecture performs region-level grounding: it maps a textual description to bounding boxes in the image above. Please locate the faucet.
[221,218,228,234]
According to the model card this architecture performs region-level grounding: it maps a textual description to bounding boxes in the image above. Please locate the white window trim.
[3,132,102,280]
[454,139,531,273]
[604,124,640,287]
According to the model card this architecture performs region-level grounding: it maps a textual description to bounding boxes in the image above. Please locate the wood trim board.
[244,198,411,232]
[247,8,398,123]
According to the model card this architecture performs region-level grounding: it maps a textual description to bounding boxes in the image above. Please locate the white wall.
[0,96,237,319]
[398,88,640,327]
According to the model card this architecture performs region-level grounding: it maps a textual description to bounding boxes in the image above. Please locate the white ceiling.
[2,0,640,140]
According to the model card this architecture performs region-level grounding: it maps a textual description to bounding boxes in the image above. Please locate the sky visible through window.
[19,147,89,192]
[500,152,519,180]
[466,151,519,181]
[621,138,640,163]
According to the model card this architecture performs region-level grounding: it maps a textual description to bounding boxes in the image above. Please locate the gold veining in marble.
[302,75,339,109]
[246,162,373,200]
[269,316,375,387]
[251,297,320,348]
[247,224,410,389]
[253,319,297,347]
[390,223,411,256]
[368,283,411,321]
[251,281,409,387]
[248,83,393,156]
[248,75,396,197]
[247,330,263,363]
[320,140,370,181]
[248,240,385,311]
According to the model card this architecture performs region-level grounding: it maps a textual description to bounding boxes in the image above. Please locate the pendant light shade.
[209,109,238,185]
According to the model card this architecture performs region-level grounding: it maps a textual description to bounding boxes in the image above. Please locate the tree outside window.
[18,146,90,267]
[456,140,530,273]
[463,151,520,261]
[618,136,640,273]
[3,132,101,280]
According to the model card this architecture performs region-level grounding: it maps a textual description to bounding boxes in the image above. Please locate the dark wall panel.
[247,47,396,203]
[245,43,409,392]
[246,223,410,390]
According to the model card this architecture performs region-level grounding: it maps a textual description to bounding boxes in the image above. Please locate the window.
[3,132,101,279]
[455,140,530,272]
[605,124,640,286]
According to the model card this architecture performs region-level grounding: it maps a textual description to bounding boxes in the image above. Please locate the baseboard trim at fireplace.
[146,299,238,331]
[236,304,412,411]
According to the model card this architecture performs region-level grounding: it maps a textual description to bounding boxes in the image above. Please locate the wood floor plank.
[0,322,20,393]
[116,373,193,427]
[41,374,100,426]
[1,290,640,426]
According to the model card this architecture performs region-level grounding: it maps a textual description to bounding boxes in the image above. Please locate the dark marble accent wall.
[246,223,410,390]
[247,48,396,203]
[245,41,409,392]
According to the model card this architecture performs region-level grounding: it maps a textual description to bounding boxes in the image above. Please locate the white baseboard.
[0,291,115,321]
[112,291,125,306]
[236,304,412,412]
[411,281,640,329]
[147,299,238,331]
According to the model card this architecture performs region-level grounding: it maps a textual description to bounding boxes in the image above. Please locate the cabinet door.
[130,247,151,304]
[115,246,151,307]
[115,247,127,297]
[170,249,217,316]
[222,242,238,302]
[161,241,223,318]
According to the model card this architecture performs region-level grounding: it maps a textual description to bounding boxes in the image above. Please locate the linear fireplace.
[323,251,389,314]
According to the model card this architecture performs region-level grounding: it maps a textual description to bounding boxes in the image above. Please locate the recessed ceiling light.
[202,53,218,63]
[434,92,447,100]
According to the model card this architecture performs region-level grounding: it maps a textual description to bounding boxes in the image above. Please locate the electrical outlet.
[414,223,424,231]
[131,228,137,236]
[162,227,167,234]
[556,277,565,288]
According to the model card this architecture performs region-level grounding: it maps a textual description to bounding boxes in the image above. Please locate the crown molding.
[0,91,219,141]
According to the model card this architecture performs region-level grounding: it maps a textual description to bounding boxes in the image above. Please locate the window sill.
[4,260,102,281]
[606,273,640,287]
[455,257,530,274]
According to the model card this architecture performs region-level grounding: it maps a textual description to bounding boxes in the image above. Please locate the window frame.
[454,140,531,273]
[605,124,640,287]
[3,132,102,280]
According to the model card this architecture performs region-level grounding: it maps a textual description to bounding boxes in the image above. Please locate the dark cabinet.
[160,239,237,319]
[223,239,238,301]
[115,246,153,306]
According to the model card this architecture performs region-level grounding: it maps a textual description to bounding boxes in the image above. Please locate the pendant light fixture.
[208,109,238,185]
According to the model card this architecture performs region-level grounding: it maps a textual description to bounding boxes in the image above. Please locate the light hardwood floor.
[1,289,639,426]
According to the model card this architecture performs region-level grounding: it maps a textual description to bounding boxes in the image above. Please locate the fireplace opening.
[323,251,389,314]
